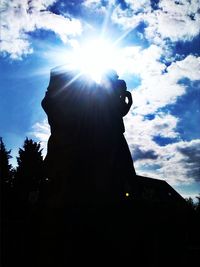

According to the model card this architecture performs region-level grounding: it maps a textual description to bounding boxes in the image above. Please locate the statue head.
[101,69,119,82]
[116,79,127,92]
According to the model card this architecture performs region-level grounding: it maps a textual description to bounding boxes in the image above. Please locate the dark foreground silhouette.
[2,67,200,266]
[35,66,138,264]
[41,66,136,205]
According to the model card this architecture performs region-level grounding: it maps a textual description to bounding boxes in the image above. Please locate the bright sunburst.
[71,38,119,83]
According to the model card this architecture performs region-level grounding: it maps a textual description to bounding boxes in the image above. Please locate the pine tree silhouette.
[0,137,13,219]
[0,137,12,186]
[15,138,44,209]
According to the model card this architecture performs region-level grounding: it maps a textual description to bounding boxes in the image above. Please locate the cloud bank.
[112,0,200,43]
[0,0,82,59]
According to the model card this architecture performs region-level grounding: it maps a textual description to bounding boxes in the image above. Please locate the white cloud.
[82,0,114,14]
[112,5,144,29]
[30,119,50,157]
[124,112,200,185]
[112,0,152,23]
[155,0,200,41]
[116,44,165,77]
[124,0,151,12]
[156,140,200,185]
[83,0,115,7]
[83,0,100,4]
[124,112,179,153]
[83,0,103,7]
[120,48,200,186]
[111,0,200,43]
[167,55,200,81]
[113,42,199,116]
[125,53,200,115]
[0,0,82,59]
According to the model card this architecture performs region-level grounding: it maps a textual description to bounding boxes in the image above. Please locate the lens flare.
[72,39,118,83]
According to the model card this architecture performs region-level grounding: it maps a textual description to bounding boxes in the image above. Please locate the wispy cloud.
[177,141,200,182]
[147,0,200,43]
[112,0,200,43]
[124,112,200,185]
[122,48,200,185]
[131,54,200,115]
[0,0,82,59]
[83,0,115,9]
[30,119,50,157]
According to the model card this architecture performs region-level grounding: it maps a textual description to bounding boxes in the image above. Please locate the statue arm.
[121,91,132,117]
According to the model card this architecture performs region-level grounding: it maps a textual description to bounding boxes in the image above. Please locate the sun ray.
[100,0,115,38]
[113,28,135,46]
[49,66,84,96]
[65,72,83,88]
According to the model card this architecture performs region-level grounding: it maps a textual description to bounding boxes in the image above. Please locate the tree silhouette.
[0,137,14,219]
[0,137,12,187]
[185,197,195,210]
[15,138,44,209]
[195,194,200,216]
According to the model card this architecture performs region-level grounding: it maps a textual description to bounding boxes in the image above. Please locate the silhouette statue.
[37,66,137,265]
[41,65,136,208]
[29,66,188,266]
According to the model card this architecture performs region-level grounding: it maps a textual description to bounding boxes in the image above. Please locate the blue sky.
[0,0,200,200]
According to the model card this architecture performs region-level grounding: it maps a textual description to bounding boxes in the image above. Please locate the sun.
[71,38,118,83]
